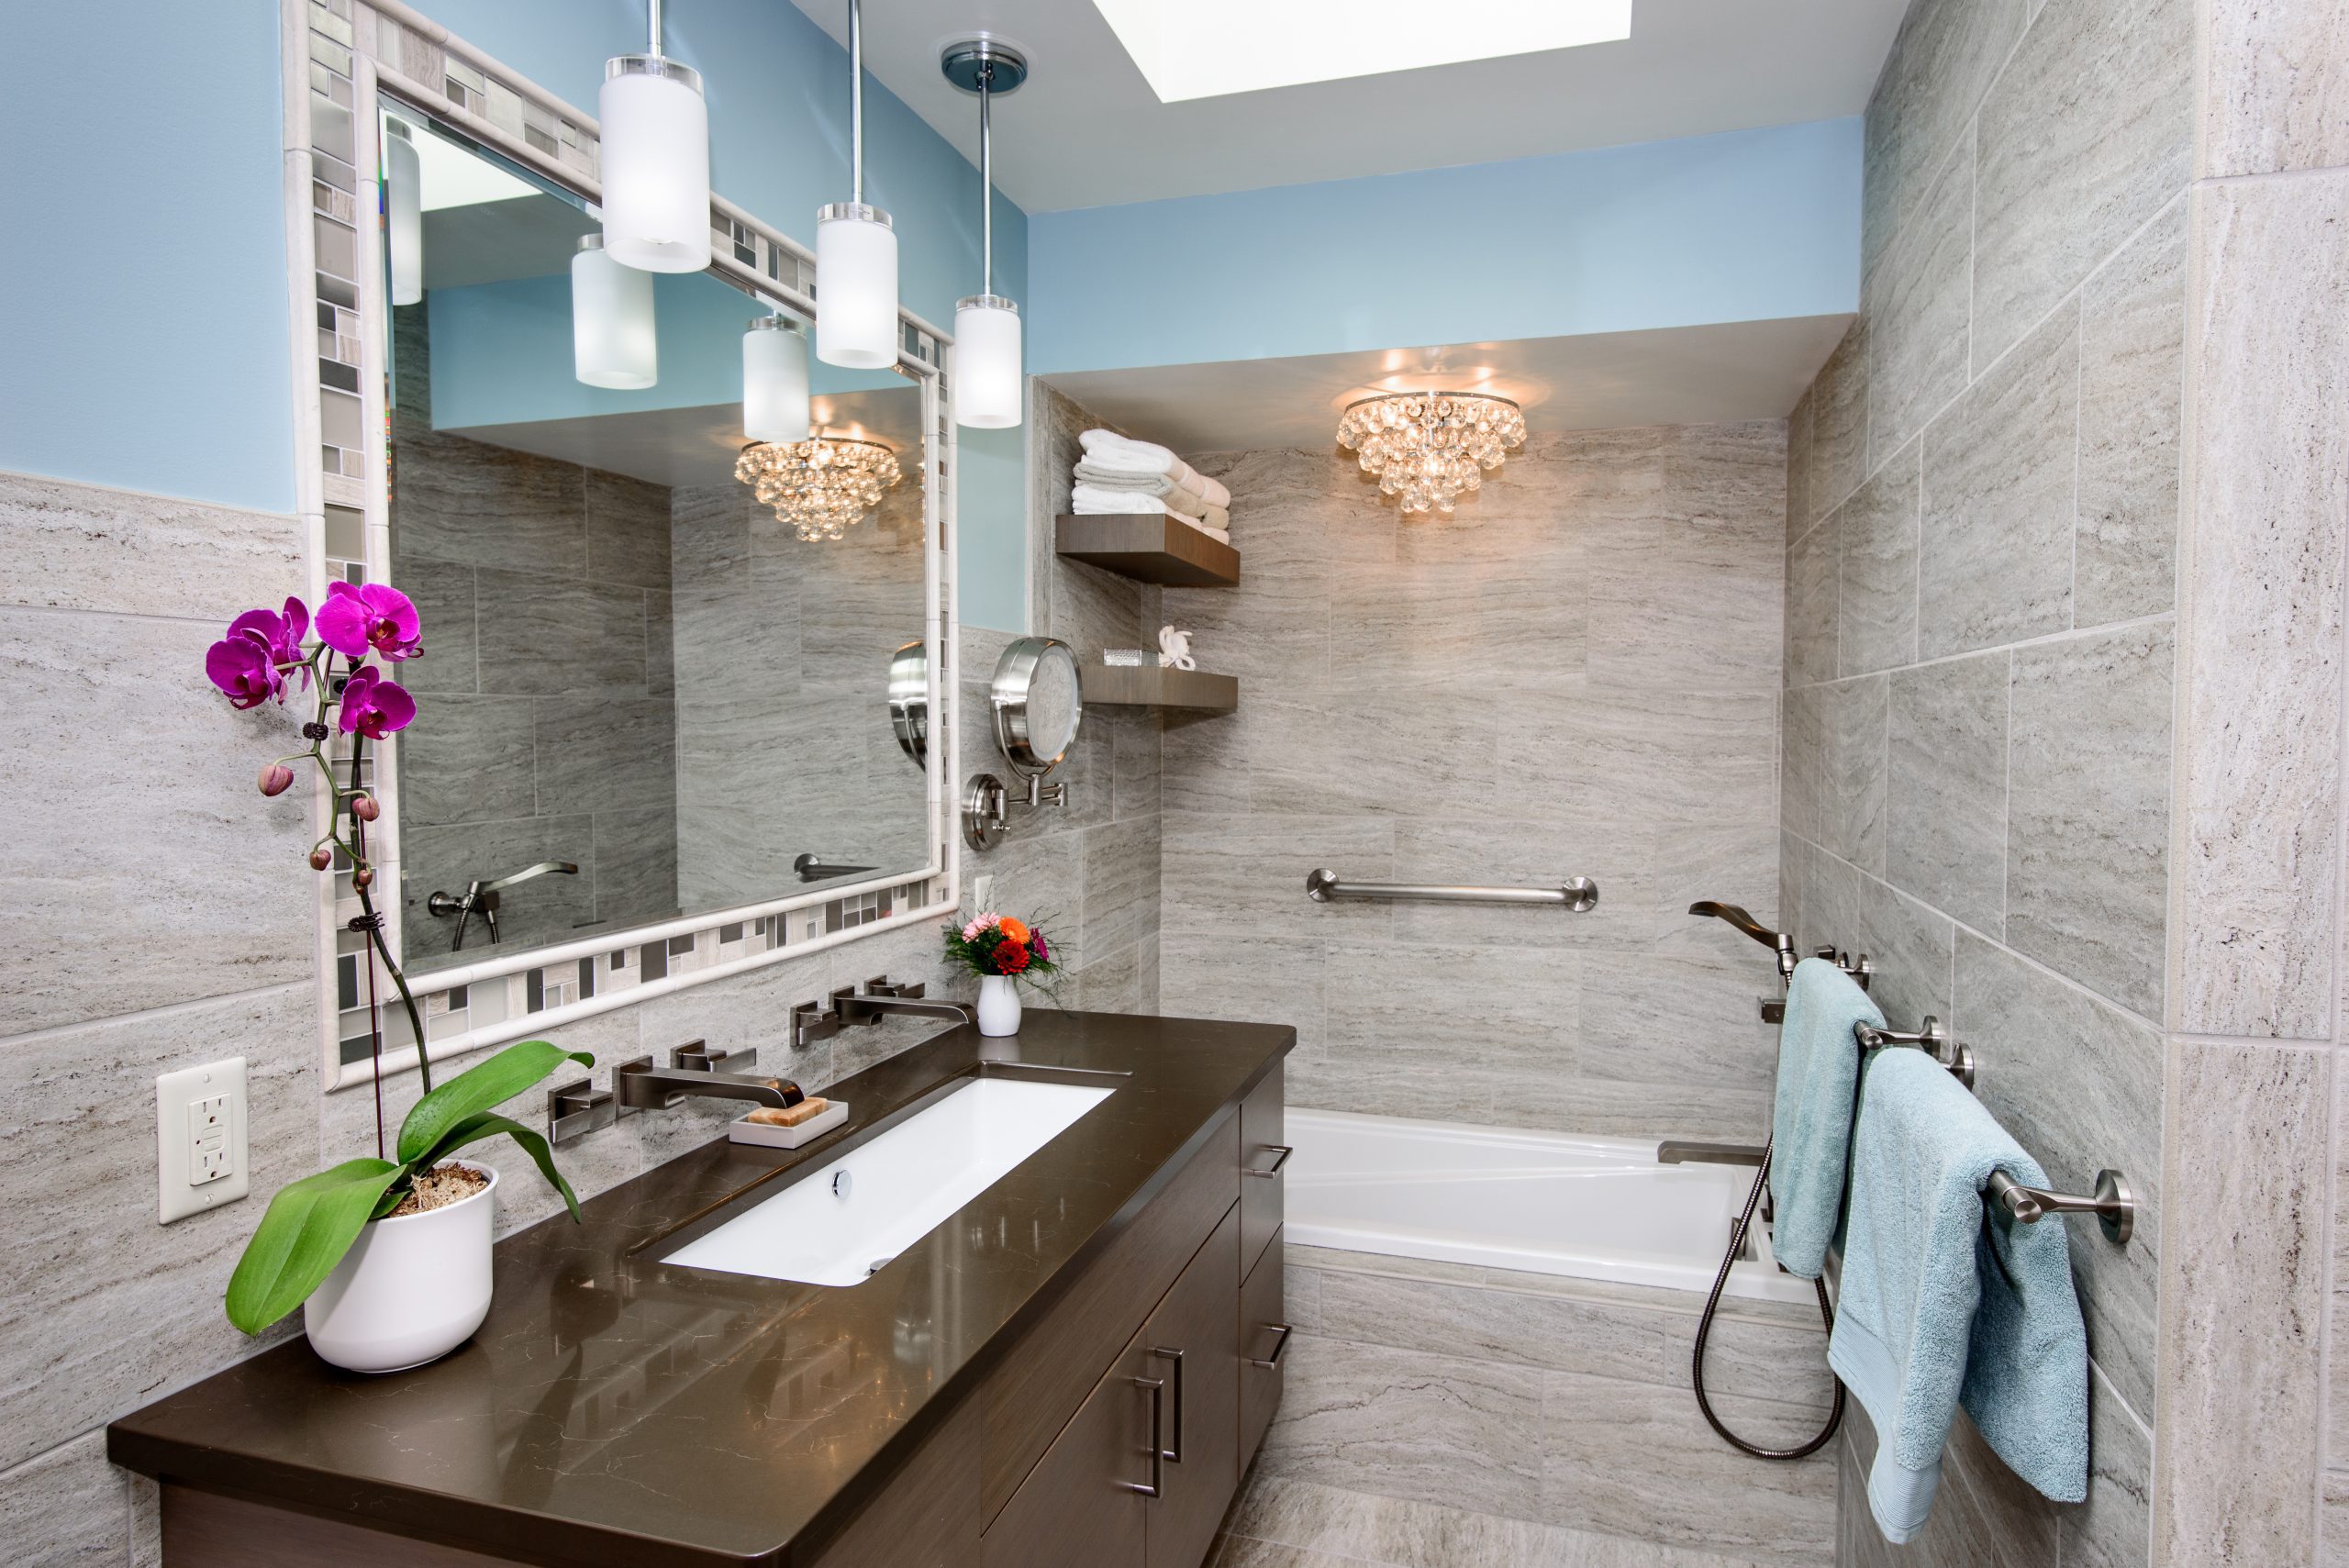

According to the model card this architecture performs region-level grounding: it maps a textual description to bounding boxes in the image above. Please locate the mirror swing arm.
[964,637,1083,851]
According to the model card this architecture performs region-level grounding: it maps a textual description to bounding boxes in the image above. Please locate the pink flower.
[206,634,280,709]
[257,764,295,796]
[963,913,1001,941]
[317,581,421,663]
[228,597,312,691]
[337,664,416,739]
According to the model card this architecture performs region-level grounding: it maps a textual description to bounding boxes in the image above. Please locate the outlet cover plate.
[157,1056,249,1223]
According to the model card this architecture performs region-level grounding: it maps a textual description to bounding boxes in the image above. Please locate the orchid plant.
[205,581,592,1336]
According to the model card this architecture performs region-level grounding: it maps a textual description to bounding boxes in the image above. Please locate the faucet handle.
[792,997,842,1048]
[864,975,929,1000]
[671,1040,740,1073]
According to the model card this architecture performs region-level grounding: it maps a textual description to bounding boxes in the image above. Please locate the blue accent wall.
[1029,118,1861,375]
[0,0,295,514]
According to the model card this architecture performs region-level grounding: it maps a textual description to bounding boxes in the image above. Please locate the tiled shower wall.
[1155,427,1785,1140]
[392,303,682,970]
[2156,1,2349,1563]
[1776,0,2188,1561]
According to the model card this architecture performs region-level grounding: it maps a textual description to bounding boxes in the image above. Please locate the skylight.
[1087,0,1633,103]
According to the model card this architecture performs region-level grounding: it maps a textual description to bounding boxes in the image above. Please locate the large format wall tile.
[1919,302,2080,660]
[2006,621,2172,1019]
[1887,651,2009,936]
[1812,322,1872,517]
[473,572,650,698]
[2175,172,2349,1040]
[1849,873,1956,1034]
[395,428,584,573]
[0,608,314,1037]
[2066,1366,2154,1568]
[1866,136,1976,459]
[2077,195,2186,627]
[2157,1040,2328,1566]
[396,694,535,826]
[0,985,315,1470]
[0,471,300,619]
[1815,676,1888,873]
[2200,0,2349,178]
[0,1431,128,1568]
[1972,0,2191,369]
[1785,507,1839,689]
[1956,934,2162,1418]
[1835,442,1921,680]
[1862,0,2028,269]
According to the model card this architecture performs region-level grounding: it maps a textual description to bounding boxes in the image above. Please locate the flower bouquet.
[943,911,1063,1036]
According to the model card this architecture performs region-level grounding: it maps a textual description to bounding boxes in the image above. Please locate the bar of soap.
[746,1097,829,1128]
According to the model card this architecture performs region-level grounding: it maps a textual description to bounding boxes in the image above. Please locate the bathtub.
[1282,1107,1814,1305]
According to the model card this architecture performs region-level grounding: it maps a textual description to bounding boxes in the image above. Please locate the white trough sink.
[663,1075,1116,1286]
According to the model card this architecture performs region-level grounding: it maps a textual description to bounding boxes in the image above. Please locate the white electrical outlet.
[157,1057,249,1223]
[972,872,996,910]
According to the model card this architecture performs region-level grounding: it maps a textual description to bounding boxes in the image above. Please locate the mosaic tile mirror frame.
[284,0,963,1090]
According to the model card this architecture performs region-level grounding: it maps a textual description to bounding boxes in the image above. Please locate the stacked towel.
[1078,429,1232,509]
[1070,484,1230,541]
[1829,1048,2089,1543]
[1768,957,1884,1279]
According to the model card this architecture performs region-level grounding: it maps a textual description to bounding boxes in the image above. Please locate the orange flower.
[998,917,1030,945]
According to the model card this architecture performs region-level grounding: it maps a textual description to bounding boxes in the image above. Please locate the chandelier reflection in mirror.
[1336,391,1526,516]
[736,435,905,541]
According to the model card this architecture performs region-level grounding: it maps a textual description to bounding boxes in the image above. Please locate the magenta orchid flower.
[206,634,282,709]
[228,596,313,690]
[337,664,417,740]
[317,581,422,663]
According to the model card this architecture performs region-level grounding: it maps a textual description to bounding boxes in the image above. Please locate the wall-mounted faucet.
[428,861,579,951]
[792,976,973,1050]
[613,1042,806,1115]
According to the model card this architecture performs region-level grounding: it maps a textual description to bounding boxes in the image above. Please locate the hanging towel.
[1768,957,1884,1280]
[1828,1049,2089,1543]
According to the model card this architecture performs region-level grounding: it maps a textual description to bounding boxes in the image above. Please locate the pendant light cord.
[848,0,864,204]
[646,0,662,54]
[978,66,993,295]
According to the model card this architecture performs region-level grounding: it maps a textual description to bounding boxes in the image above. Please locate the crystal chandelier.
[736,435,903,541]
[1335,391,1526,515]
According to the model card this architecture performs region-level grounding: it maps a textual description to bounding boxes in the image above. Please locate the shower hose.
[1692,1134,1844,1459]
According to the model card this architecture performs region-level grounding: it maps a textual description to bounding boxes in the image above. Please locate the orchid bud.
[257,764,295,797]
[349,793,380,822]
[352,865,374,890]
[308,847,334,872]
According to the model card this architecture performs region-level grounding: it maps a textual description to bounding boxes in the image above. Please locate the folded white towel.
[1200,503,1230,532]
[1071,484,1171,516]
[1080,429,1231,511]
[1073,463,1212,522]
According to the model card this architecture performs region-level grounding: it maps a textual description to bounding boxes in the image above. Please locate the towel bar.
[1307,868,1598,910]
[1853,1016,1976,1087]
[1986,1169,2134,1244]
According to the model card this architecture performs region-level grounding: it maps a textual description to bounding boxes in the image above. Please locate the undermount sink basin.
[662,1075,1116,1285]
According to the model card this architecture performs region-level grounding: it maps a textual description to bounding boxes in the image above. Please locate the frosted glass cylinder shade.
[572,237,657,390]
[598,58,711,273]
[385,127,422,306]
[954,295,1022,428]
[743,317,811,444]
[815,205,899,369]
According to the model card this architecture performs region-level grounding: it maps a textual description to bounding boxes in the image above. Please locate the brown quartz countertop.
[108,1010,1292,1568]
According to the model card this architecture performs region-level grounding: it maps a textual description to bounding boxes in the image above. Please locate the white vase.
[977,974,1023,1036]
[304,1161,498,1374]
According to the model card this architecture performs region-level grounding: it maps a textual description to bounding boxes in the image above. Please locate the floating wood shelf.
[1054,514,1240,587]
[1080,663,1240,713]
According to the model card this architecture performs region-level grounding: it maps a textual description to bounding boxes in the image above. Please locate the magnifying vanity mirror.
[370,106,943,996]
[963,637,1084,851]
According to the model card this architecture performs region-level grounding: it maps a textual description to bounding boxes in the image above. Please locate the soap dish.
[728,1101,849,1149]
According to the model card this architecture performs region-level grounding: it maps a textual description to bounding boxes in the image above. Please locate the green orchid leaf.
[419,1111,584,1223]
[224,1158,405,1334]
[395,1040,592,1166]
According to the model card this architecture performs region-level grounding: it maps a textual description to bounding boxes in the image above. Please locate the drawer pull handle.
[1245,1145,1293,1179]
[1149,1347,1185,1462]
[1125,1376,1165,1497]
[1250,1322,1294,1369]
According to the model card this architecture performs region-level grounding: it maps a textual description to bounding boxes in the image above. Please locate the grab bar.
[1308,869,1598,910]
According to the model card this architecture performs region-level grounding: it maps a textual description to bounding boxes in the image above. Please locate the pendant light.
[599,0,711,272]
[816,0,900,368]
[573,235,658,389]
[743,315,812,443]
[941,38,1028,429]
[384,118,423,306]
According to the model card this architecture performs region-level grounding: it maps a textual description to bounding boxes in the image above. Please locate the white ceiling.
[1039,315,1854,454]
[790,0,1909,211]
[445,386,926,489]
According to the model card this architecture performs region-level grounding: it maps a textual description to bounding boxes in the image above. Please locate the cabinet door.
[982,1334,1154,1568]
[1239,1068,1286,1279]
[1141,1204,1241,1568]
[1240,1227,1287,1464]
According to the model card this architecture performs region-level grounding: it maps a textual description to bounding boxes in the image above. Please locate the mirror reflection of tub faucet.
[427,861,579,951]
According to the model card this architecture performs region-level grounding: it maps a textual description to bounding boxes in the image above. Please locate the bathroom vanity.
[108,1012,1291,1568]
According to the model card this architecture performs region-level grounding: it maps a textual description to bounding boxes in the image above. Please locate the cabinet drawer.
[1239,1228,1287,1463]
[1238,1068,1286,1279]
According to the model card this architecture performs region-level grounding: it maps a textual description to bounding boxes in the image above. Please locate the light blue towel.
[1828,1049,2089,1543]
[1768,957,1884,1279]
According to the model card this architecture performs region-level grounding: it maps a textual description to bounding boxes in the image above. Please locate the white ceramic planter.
[977,974,1022,1037]
[304,1162,498,1373]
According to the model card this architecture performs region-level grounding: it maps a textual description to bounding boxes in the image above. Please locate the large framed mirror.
[288,11,958,1087]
